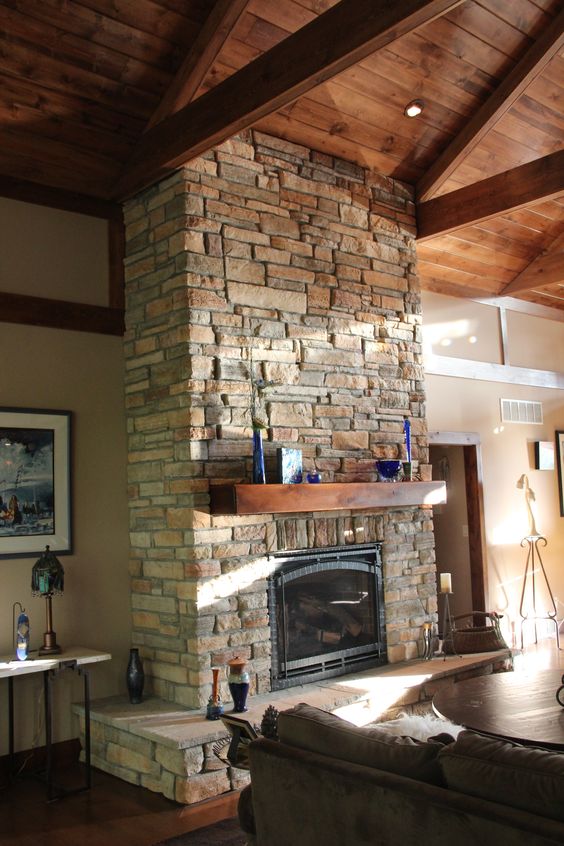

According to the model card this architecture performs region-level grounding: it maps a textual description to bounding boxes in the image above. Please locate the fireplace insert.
[268,543,386,690]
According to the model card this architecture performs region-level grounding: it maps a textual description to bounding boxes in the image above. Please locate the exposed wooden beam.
[502,231,564,295]
[147,0,250,130]
[417,9,564,202]
[424,352,564,389]
[417,151,564,241]
[473,295,564,323]
[0,175,121,220]
[0,293,124,336]
[115,0,464,199]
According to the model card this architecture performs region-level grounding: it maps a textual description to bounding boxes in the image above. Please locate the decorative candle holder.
[206,666,224,720]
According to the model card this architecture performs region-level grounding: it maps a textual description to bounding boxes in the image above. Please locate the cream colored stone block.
[156,745,204,777]
[106,743,160,776]
[175,770,231,804]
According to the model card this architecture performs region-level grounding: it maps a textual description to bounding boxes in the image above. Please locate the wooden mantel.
[209,481,446,516]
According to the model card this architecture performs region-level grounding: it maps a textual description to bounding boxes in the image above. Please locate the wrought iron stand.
[519,534,561,650]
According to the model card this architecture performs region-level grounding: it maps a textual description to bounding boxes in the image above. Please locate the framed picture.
[217,714,258,768]
[534,440,555,470]
[556,431,564,517]
[0,408,72,558]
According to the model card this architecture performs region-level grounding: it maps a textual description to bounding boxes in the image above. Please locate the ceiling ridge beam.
[146,0,250,130]
[502,230,564,295]
[416,150,564,241]
[114,0,464,200]
[417,7,564,203]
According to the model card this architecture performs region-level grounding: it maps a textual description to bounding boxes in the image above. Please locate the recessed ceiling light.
[404,99,424,118]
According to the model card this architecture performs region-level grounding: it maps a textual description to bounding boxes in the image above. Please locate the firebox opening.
[268,543,387,690]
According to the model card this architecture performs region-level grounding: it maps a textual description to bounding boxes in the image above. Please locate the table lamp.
[31,545,64,655]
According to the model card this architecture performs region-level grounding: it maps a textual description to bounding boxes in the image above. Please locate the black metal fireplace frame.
[268,543,387,690]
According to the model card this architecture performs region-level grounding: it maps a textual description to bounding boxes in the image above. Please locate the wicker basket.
[445,611,508,654]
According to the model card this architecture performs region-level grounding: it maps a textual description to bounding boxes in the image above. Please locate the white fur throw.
[372,712,464,741]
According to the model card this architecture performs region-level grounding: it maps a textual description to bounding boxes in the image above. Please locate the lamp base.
[39,631,62,655]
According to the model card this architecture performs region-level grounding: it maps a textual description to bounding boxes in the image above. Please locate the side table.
[0,646,111,799]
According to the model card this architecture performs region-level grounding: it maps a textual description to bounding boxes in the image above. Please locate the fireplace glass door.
[269,544,386,689]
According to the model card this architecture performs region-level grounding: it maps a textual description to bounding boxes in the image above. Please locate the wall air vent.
[500,398,543,425]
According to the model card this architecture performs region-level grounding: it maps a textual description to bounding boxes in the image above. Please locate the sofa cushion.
[439,730,564,822]
[277,703,443,783]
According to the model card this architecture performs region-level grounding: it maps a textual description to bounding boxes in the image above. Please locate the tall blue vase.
[252,428,266,484]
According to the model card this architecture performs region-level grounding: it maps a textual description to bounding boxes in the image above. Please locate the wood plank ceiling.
[0,0,563,320]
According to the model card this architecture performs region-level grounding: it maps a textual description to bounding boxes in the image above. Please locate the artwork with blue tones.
[277,448,303,484]
[0,408,71,558]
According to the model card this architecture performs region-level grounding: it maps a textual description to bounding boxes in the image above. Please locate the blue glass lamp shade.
[31,545,64,596]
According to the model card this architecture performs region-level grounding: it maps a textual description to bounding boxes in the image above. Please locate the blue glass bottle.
[252,428,266,484]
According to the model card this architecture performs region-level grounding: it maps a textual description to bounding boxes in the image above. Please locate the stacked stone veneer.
[123,130,437,712]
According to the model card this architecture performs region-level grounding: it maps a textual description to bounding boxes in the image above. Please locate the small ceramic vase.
[228,657,250,713]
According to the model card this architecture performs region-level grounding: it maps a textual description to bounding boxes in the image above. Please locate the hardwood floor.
[0,765,239,846]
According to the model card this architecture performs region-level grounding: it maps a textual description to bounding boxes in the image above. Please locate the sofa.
[238,703,564,846]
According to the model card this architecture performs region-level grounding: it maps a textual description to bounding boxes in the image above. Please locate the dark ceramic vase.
[252,428,266,484]
[228,657,250,713]
[126,647,145,704]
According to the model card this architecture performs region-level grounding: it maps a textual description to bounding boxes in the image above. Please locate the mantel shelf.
[209,481,446,516]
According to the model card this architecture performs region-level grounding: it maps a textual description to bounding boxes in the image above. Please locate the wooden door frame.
[428,431,488,611]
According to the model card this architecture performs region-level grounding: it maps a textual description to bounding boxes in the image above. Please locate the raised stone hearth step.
[74,650,513,804]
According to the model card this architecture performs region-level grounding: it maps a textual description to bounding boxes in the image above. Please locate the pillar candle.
[211,666,220,703]
[439,572,452,593]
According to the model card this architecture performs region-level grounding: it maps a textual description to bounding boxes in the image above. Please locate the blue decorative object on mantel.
[252,429,266,484]
[306,471,322,484]
[403,417,411,462]
[376,460,402,482]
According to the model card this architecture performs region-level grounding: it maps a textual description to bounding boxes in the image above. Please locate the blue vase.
[228,658,250,712]
[252,428,266,484]
[126,647,145,704]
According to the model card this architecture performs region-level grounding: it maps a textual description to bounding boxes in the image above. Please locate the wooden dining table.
[432,668,564,751]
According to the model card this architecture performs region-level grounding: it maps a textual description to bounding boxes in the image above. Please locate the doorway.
[429,434,487,625]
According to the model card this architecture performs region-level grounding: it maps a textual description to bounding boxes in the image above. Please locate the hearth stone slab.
[73,650,513,804]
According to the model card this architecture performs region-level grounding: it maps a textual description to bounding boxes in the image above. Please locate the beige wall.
[423,292,564,648]
[430,445,472,620]
[1,200,129,755]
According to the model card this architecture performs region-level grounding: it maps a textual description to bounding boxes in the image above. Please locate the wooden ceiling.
[1,0,563,314]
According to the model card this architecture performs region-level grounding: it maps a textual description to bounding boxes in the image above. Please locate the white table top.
[0,647,111,679]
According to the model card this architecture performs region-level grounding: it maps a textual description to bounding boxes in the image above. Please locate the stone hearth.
[123,130,437,717]
[77,651,513,804]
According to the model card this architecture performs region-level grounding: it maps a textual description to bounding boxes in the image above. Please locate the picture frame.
[217,714,259,768]
[556,431,564,518]
[0,408,72,558]
[534,440,555,471]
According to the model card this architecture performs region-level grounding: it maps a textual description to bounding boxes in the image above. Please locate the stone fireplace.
[123,130,437,713]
